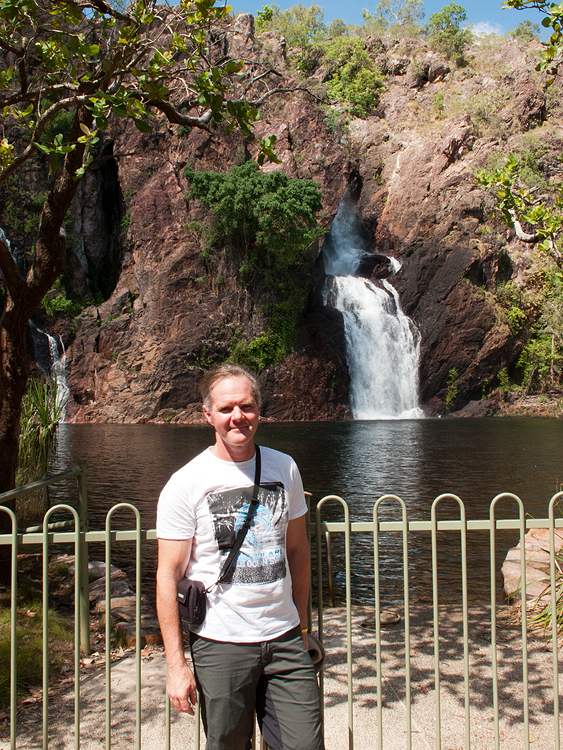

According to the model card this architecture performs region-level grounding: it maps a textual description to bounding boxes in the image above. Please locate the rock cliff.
[6,17,562,422]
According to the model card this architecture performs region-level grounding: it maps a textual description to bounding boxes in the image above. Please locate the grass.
[0,597,74,704]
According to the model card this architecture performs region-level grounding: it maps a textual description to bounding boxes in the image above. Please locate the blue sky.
[230,1,546,37]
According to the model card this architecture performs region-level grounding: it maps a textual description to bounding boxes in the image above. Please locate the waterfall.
[48,334,70,418]
[28,322,70,420]
[322,195,423,420]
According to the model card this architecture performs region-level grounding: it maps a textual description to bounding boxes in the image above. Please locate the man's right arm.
[156,538,198,714]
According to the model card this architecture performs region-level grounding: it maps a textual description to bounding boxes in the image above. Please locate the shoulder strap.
[214,445,261,587]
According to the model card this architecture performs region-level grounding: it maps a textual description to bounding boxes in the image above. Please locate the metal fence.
[1,467,562,749]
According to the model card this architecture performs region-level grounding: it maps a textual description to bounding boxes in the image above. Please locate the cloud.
[470,21,505,37]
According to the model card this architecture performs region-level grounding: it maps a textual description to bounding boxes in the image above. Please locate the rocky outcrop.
[15,26,560,421]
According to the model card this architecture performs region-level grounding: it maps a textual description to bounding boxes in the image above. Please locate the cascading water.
[2,224,70,419]
[26,323,70,420]
[322,195,423,420]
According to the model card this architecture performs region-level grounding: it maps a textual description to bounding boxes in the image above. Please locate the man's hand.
[167,661,198,714]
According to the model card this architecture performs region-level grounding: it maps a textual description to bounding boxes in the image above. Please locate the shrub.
[184,161,323,282]
[322,37,385,117]
[445,367,459,410]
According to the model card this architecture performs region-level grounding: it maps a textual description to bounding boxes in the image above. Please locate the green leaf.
[133,118,151,133]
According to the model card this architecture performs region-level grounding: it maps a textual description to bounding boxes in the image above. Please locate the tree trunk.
[0,118,88,514]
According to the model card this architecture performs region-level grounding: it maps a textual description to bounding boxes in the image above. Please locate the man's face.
[203,375,260,456]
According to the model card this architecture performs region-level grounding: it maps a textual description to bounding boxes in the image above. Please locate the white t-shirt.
[157,446,307,642]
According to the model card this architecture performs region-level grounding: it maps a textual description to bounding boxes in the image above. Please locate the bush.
[184,161,323,281]
[322,37,385,117]
[445,367,459,410]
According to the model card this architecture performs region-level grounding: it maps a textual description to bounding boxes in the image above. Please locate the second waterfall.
[322,194,423,420]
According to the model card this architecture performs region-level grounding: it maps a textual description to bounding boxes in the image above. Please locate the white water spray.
[47,334,70,419]
[323,196,423,420]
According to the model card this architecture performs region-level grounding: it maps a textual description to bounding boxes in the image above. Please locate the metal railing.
[2,468,562,749]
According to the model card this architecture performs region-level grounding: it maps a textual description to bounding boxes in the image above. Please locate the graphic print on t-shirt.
[206,483,287,585]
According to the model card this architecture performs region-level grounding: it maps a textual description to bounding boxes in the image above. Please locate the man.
[156,363,324,750]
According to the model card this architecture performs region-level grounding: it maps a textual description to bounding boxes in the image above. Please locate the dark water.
[49,419,563,605]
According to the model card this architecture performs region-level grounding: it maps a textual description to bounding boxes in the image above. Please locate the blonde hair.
[199,364,261,411]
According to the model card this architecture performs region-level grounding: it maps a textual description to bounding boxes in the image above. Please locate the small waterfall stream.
[322,195,423,420]
[2,224,70,418]
[28,322,70,419]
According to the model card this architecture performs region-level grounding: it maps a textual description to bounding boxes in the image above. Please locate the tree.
[509,19,541,42]
[327,18,349,39]
[362,0,425,37]
[254,3,326,47]
[425,2,473,62]
[0,0,297,496]
[504,0,563,83]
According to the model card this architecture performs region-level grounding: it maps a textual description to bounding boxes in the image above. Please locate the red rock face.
[65,66,351,424]
[59,26,558,422]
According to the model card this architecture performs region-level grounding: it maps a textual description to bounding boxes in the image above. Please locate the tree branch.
[507,208,538,242]
[0,95,90,186]
[145,99,213,129]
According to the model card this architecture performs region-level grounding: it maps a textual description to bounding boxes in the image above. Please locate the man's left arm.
[286,514,311,646]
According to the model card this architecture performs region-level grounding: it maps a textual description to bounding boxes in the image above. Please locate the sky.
[230,1,547,38]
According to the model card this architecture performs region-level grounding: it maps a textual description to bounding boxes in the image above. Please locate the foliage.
[43,289,84,318]
[517,335,561,392]
[255,3,326,46]
[0,0,286,182]
[0,599,74,702]
[477,153,563,265]
[0,0,296,495]
[321,37,385,117]
[445,366,459,410]
[497,366,515,395]
[431,92,445,118]
[327,18,349,38]
[323,108,350,140]
[509,19,542,42]
[361,0,425,37]
[17,376,67,488]
[503,0,563,83]
[185,161,323,369]
[185,160,323,281]
[425,2,473,63]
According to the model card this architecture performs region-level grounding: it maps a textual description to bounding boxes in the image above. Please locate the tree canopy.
[425,2,473,62]
[0,0,295,494]
[361,0,425,38]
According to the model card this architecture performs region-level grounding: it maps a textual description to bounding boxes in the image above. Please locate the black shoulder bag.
[177,446,262,626]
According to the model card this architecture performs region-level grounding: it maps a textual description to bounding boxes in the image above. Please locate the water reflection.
[49,419,563,605]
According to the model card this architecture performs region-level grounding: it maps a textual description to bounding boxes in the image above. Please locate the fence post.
[77,460,90,655]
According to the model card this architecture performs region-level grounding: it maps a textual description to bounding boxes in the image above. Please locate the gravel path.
[8,604,561,750]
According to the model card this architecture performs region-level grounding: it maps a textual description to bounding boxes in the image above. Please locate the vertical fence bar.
[42,505,80,750]
[373,496,411,750]
[490,493,527,750]
[105,504,142,750]
[315,503,325,711]
[430,498,442,750]
[548,491,563,750]
[430,494,465,750]
[316,496,352,750]
[76,461,90,656]
[0,506,18,750]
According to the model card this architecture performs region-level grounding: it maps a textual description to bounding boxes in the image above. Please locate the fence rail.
[1,468,562,749]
